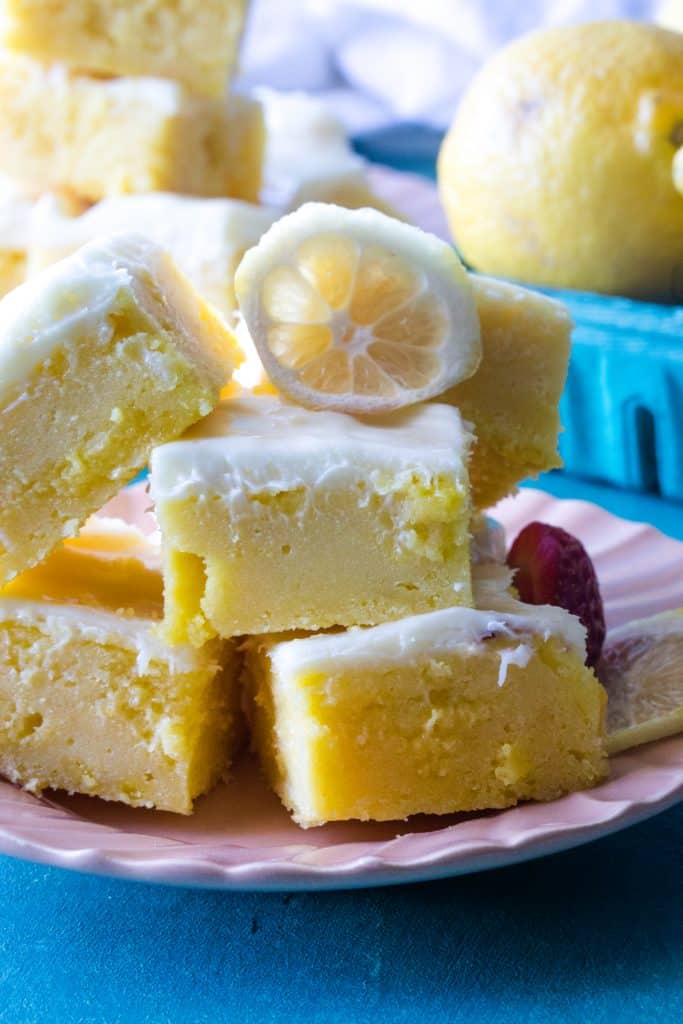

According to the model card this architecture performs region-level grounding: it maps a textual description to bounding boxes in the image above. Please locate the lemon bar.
[244,589,607,827]
[0,178,86,298]
[0,54,256,201]
[257,88,363,207]
[0,517,241,813]
[221,93,266,205]
[0,0,248,99]
[0,232,239,584]
[29,193,276,321]
[0,250,25,297]
[150,395,473,643]
[440,277,572,508]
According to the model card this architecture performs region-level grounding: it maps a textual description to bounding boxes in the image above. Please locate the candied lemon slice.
[234,203,481,413]
[598,609,683,754]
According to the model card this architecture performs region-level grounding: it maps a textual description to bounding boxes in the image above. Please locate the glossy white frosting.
[31,60,201,114]
[0,597,212,674]
[0,233,167,388]
[150,394,472,503]
[264,590,586,686]
[31,193,277,297]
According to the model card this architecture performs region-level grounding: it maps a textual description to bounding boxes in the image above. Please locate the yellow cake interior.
[244,598,607,827]
[440,275,572,508]
[0,519,241,813]
[151,397,473,643]
[0,249,26,296]
[222,93,266,205]
[0,53,246,200]
[1,0,248,99]
[161,472,471,644]
[0,234,239,583]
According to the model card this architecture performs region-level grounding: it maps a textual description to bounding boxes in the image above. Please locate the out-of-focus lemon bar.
[0,517,241,813]
[0,0,248,99]
[257,88,363,206]
[221,93,266,205]
[0,190,30,297]
[440,277,572,508]
[0,54,259,201]
[244,586,607,827]
[150,395,473,643]
[0,179,87,298]
[29,193,277,321]
[286,169,404,219]
[0,250,25,298]
[0,232,239,584]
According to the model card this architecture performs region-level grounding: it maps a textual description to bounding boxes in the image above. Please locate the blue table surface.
[2,138,683,1024]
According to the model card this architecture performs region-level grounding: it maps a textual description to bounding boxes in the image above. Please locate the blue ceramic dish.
[548,290,683,499]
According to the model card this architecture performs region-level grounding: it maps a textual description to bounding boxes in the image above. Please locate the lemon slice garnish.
[234,203,481,414]
[598,609,683,754]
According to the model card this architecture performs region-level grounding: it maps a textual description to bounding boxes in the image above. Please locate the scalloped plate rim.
[0,763,680,892]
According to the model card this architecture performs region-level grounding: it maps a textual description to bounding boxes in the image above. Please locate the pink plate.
[0,486,681,891]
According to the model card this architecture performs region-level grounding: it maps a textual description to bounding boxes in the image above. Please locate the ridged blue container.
[547,290,683,500]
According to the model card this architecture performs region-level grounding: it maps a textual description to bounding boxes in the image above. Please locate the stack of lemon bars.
[0,213,609,826]
[0,0,609,828]
[0,0,274,323]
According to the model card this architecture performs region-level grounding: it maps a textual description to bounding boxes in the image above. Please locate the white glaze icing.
[0,233,167,387]
[496,643,533,688]
[264,596,586,680]
[150,394,471,503]
[32,194,277,293]
[31,60,201,114]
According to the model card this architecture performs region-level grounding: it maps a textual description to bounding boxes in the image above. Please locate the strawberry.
[506,521,606,667]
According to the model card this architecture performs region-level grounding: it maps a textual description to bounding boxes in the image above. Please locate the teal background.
[0,133,681,1022]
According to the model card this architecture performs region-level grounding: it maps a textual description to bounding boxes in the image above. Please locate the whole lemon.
[438,21,683,300]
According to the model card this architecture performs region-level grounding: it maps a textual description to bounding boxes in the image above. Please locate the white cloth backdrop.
[237,0,671,134]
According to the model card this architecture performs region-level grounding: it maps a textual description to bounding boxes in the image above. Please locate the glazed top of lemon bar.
[0,234,172,381]
[150,393,472,502]
[257,593,587,678]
